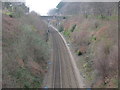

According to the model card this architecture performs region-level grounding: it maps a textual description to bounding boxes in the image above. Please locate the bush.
[95,44,109,78]
[91,36,96,41]
[77,50,82,56]
[9,24,50,87]
[73,30,90,46]
[70,24,76,32]
[58,25,64,32]
[13,67,42,88]
[94,41,118,82]
[3,2,29,18]
[63,17,66,19]
[95,22,99,28]
[108,45,118,75]
[63,30,71,37]
[14,24,49,64]
[2,12,49,88]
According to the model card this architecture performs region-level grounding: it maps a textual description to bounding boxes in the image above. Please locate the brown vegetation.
[2,11,50,88]
[56,13,118,87]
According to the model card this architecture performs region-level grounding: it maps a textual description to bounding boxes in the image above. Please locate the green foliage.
[84,14,88,18]
[92,36,96,41]
[3,9,48,88]
[14,67,42,88]
[96,15,110,20]
[77,50,82,56]
[58,26,64,32]
[3,2,29,18]
[4,11,13,16]
[70,24,76,32]
[3,2,12,9]
[112,77,118,87]
[3,11,16,18]
[10,24,49,88]
[63,30,71,37]
[94,22,99,29]
[63,17,66,19]
[14,24,49,63]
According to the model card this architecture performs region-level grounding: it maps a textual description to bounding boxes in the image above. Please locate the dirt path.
[42,25,85,88]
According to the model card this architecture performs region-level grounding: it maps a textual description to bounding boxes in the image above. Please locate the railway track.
[52,32,62,88]
[43,25,85,88]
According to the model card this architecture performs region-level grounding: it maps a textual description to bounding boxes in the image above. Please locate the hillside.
[2,3,50,88]
[55,2,117,16]
[2,1,118,88]
[50,2,118,88]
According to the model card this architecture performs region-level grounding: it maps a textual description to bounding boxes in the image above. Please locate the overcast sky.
[25,0,61,15]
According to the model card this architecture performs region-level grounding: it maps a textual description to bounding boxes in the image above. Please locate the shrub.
[63,30,71,37]
[77,50,82,56]
[94,42,109,76]
[95,22,99,28]
[91,36,96,41]
[73,30,90,46]
[14,24,49,64]
[5,2,29,17]
[13,67,42,88]
[63,16,66,19]
[58,25,64,32]
[2,12,49,88]
[108,45,118,75]
[70,24,76,32]
[94,41,118,82]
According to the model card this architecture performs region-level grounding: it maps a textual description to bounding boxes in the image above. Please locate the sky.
[25,0,61,15]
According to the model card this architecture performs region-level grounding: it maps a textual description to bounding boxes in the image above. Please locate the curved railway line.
[43,25,85,88]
